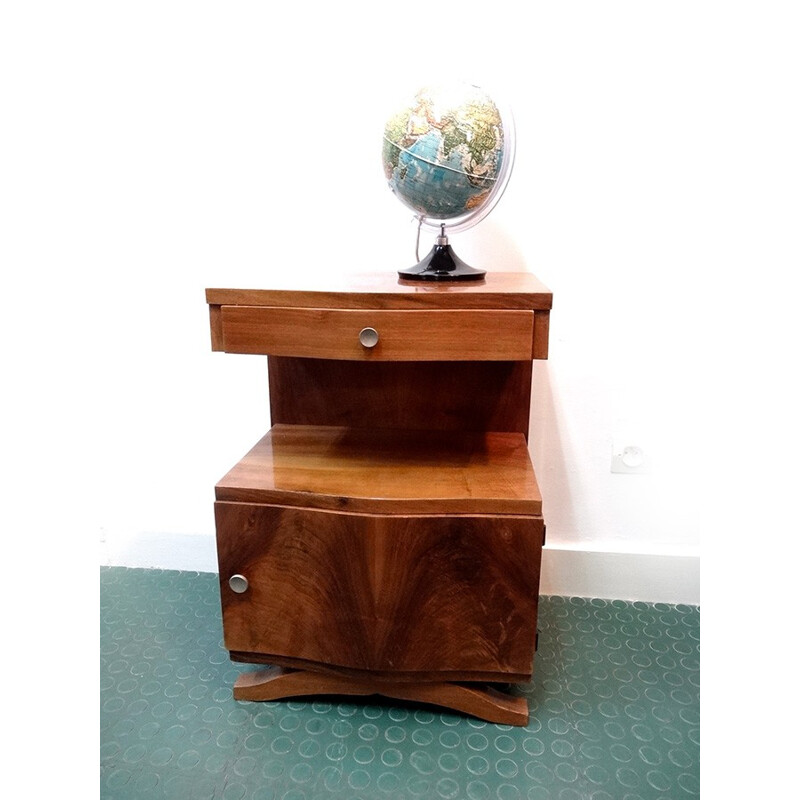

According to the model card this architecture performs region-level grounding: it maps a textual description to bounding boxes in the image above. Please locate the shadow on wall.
[528,360,582,543]
[459,217,527,274]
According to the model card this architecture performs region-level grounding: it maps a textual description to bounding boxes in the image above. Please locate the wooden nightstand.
[206,272,552,725]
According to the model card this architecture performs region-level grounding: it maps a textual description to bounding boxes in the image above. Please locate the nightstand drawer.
[215,501,542,681]
[213,305,535,360]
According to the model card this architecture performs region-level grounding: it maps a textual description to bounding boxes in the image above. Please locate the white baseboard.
[100,531,218,573]
[101,533,700,606]
[540,545,699,605]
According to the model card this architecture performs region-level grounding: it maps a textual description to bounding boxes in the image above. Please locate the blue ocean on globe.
[391,130,499,220]
[382,83,508,225]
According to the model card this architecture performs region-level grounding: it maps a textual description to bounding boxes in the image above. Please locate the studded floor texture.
[100,567,699,799]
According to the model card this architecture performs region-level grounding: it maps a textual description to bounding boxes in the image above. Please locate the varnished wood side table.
[206,272,552,725]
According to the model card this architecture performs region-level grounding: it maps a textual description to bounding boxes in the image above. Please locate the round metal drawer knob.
[229,574,249,594]
[358,327,379,348]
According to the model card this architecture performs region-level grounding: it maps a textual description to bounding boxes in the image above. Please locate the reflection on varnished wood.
[215,502,541,680]
[215,424,542,516]
[206,272,553,311]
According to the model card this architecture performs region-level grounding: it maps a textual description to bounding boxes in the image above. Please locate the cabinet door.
[215,502,543,682]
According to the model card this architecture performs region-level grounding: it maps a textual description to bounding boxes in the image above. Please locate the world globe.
[382,82,515,281]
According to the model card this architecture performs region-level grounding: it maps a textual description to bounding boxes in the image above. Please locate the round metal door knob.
[359,327,379,348]
[229,574,249,593]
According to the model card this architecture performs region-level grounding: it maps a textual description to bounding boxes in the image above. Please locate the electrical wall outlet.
[611,443,648,474]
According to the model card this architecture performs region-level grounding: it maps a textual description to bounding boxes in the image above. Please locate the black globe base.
[398,243,486,282]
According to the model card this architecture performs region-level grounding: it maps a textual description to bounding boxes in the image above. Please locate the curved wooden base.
[233,666,529,726]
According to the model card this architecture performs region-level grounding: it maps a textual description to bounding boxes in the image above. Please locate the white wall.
[10,2,798,605]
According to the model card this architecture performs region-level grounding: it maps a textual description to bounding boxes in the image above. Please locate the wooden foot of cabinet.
[233,666,530,726]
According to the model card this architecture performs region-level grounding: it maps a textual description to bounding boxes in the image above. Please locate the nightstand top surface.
[216,424,542,516]
[206,271,551,311]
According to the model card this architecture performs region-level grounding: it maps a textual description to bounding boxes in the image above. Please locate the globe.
[382,82,515,281]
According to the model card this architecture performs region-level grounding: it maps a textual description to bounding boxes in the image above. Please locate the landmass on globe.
[382,84,506,222]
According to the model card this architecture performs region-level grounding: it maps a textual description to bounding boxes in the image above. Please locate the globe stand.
[398,228,486,282]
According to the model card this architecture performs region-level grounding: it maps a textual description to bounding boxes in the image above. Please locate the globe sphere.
[382,82,514,235]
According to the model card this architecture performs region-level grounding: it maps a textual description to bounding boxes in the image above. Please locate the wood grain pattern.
[217,306,534,361]
[533,310,550,360]
[267,357,533,437]
[206,271,552,311]
[214,424,542,515]
[215,502,542,680]
[208,304,223,351]
[226,650,532,684]
[233,666,529,725]
[205,272,552,720]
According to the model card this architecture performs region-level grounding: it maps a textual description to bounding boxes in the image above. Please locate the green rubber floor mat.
[100,567,699,799]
